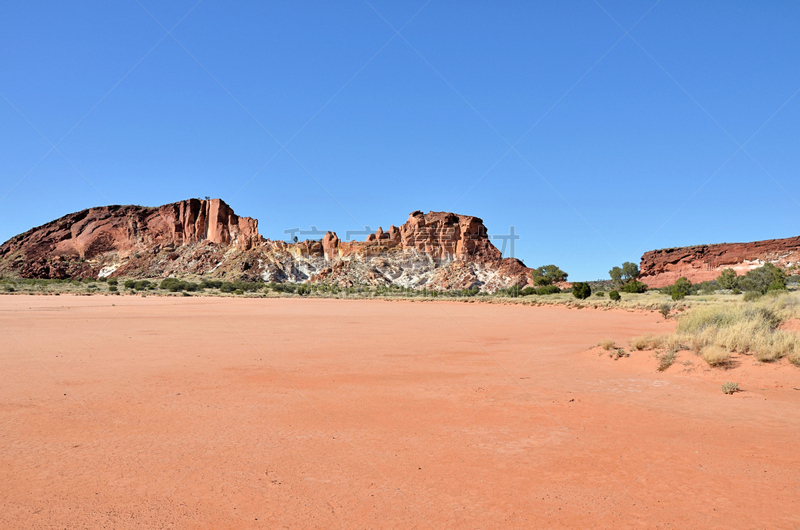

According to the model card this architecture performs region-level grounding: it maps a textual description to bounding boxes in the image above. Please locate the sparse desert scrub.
[672,292,800,364]
[721,382,740,394]
[599,338,615,350]
[610,348,629,360]
[657,350,676,371]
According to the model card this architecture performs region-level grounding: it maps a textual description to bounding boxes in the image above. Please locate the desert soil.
[1,295,798,528]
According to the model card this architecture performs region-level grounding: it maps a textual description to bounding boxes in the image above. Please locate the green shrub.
[609,290,620,301]
[124,280,135,289]
[521,286,536,296]
[572,282,591,300]
[738,263,786,294]
[133,280,151,291]
[671,277,693,300]
[621,281,648,293]
[159,278,198,292]
[743,290,762,302]
[108,285,118,292]
[107,278,118,286]
[199,279,223,289]
[595,291,605,297]
[717,268,738,289]
[698,280,719,294]
[767,280,788,292]
[535,285,561,295]
[233,289,244,295]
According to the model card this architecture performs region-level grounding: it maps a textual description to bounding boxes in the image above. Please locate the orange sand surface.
[1,296,798,528]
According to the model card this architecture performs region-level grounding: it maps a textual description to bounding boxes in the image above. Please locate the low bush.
[621,281,648,294]
[521,286,537,297]
[721,382,740,394]
[610,348,629,360]
[571,282,591,300]
[743,290,762,302]
[609,290,620,301]
[671,277,693,300]
[737,263,786,294]
[717,268,738,289]
[160,278,198,292]
[535,285,561,296]
[107,278,118,286]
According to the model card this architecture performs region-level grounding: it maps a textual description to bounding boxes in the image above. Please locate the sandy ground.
[1,295,798,529]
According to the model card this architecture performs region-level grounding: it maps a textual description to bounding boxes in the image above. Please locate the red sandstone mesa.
[638,236,800,287]
[0,199,531,291]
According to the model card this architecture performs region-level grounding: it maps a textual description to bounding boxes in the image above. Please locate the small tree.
[609,266,623,286]
[659,303,671,320]
[532,265,568,286]
[621,262,639,283]
[609,290,621,301]
[717,268,738,290]
[572,282,591,300]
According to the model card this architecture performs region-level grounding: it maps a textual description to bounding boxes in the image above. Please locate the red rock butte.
[639,236,800,287]
[0,199,531,291]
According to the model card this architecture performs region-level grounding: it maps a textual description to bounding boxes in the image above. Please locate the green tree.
[609,266,623,286]
[532,265,568,286]
[621,262,639,282]
[717,268,738,290]
[609,290,621,301]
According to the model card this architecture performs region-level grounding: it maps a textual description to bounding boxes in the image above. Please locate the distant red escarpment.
[639,236,800,288]
[0,199,531,291]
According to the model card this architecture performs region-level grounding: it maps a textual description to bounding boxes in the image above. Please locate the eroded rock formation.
[639,236,800,287]
[0,200,531,291]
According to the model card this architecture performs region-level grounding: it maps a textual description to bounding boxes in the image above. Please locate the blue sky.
[1,1,799,281]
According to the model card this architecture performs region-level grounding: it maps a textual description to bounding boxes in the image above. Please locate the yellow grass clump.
[700,345,731,367]
[599,339,615,351]
[673,292,800,365]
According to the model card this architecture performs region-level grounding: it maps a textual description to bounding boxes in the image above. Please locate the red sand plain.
[1,295,799,528]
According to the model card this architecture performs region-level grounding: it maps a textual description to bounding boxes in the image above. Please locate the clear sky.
[2,1,799,281]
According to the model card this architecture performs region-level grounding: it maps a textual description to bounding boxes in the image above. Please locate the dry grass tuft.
[700,345,731,367]
[629,334,665,351]
[599,339,615,351]
[657,351,676,371]
[721,381,740,394]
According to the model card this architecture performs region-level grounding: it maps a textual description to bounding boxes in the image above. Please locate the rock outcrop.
[0,200,531,291]
[639,236,800,287]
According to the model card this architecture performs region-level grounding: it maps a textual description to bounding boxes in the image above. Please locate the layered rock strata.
[0,200,531,291]
[639,236,800,287]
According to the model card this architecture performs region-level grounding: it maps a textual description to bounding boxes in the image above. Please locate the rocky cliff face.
[639,236,800,287]
[0,200,531,291]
